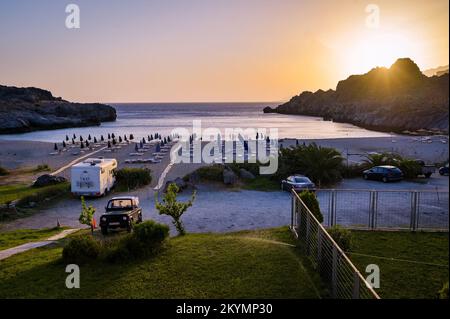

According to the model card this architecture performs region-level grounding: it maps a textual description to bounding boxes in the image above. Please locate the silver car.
[281,175,316,192]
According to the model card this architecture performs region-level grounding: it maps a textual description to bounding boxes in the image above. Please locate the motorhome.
[71,158,117,197]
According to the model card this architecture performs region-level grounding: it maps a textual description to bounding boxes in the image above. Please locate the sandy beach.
[1,134,448,177]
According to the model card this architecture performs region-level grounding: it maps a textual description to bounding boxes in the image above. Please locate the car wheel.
[101,226,108,235]
[138,213,143,223]
[382,176,388,183]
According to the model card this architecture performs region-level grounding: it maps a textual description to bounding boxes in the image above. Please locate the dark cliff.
[0,85,117,134]
[265,58,449,134]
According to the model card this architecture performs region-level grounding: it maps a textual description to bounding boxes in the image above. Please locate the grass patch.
[348,230,449,299]
[0,183,71,222]
[0,227,67,250]
[241,176,280,191]
[0,227,323,299]
[0,183,70,205]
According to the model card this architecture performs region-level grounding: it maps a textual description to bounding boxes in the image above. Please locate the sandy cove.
[0,135,448,184]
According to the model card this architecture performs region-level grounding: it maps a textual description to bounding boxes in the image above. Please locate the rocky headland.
[264,58,449,135]
[0,85,116,134]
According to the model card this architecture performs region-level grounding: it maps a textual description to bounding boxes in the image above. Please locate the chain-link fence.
[290,191,380,299]
[315,189,448,231]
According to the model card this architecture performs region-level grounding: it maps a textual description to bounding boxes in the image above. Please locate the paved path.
[0,228,81,261]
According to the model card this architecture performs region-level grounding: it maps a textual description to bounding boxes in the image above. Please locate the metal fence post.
[317,228,322,263]
[291,194,295,228]
[352,271,360,299]
[332,246,338,298]
[330,190,336,227]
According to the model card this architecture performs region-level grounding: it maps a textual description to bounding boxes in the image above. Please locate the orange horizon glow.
[0,0,448,103]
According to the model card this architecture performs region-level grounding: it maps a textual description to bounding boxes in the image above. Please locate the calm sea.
[0,103,391,142]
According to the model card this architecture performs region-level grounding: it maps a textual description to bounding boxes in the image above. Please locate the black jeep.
[100,196,143,235]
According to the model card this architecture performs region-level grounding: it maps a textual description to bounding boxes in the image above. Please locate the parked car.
[281,175,315,191]
[439,164,449,176]
[100,196,143,235]
[363,165,403,183]
[414,159,436,178]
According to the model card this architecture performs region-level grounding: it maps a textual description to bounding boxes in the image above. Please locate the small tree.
[79,196,96,234]
[62,140,66,148]
[299,190,323,223]
[155,184,196,236]
[54,143,58,151]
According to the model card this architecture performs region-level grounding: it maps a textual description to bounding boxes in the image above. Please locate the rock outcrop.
[33,174,67,187]
[264,58,449,134]
[0,85,117,134]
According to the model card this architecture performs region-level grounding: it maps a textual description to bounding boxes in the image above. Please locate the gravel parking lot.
[2,174,448,233]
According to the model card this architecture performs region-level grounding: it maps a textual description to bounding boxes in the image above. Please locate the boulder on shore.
[223,167,238,185]
[239,168,256,180]
[33,174,67,187]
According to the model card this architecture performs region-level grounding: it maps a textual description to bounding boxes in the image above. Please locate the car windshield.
[107,199,133,210]
[294,177,310,183]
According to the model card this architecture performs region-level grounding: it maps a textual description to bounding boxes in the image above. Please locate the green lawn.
[348,230,449,299]
[0,227,323,299]
[0,227,67,250]
[0,182,70,205]
[241,176,280,192]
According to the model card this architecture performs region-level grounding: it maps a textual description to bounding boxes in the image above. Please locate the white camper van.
[71,158,118,197]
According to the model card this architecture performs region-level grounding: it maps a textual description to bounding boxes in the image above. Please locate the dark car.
[363,165,403,183]
[100,196,143,235]
[439,164,449,176]
[281,175,316,192]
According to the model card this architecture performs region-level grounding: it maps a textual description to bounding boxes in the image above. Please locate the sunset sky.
[0,0,448,103]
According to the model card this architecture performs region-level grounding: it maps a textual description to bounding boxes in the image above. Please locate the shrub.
[299,190,323,223]
[195,165,224,182]
[438,282,449,299]
[340,163,366,179]
[34,164,50,172]
[105,221,169,262]
[62,236,101,264]
[398,159,422,179]
[276,143,344,186]
[114,168,152,191]
[327,225,353,251]
[0,166,9,176]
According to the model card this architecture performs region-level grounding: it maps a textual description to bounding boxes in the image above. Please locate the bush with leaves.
[79,196,95,233]
[327,225,353,251]
[438,282,449,299]
[276,143,344,187]
[114,168,152,191]
[299,190,323,223]
[105,221,169,262]
[62,236,101,264]
[364,152,422,179]
[155,183,196,236]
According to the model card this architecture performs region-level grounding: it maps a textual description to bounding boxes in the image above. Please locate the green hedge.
[114,168,152,191]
